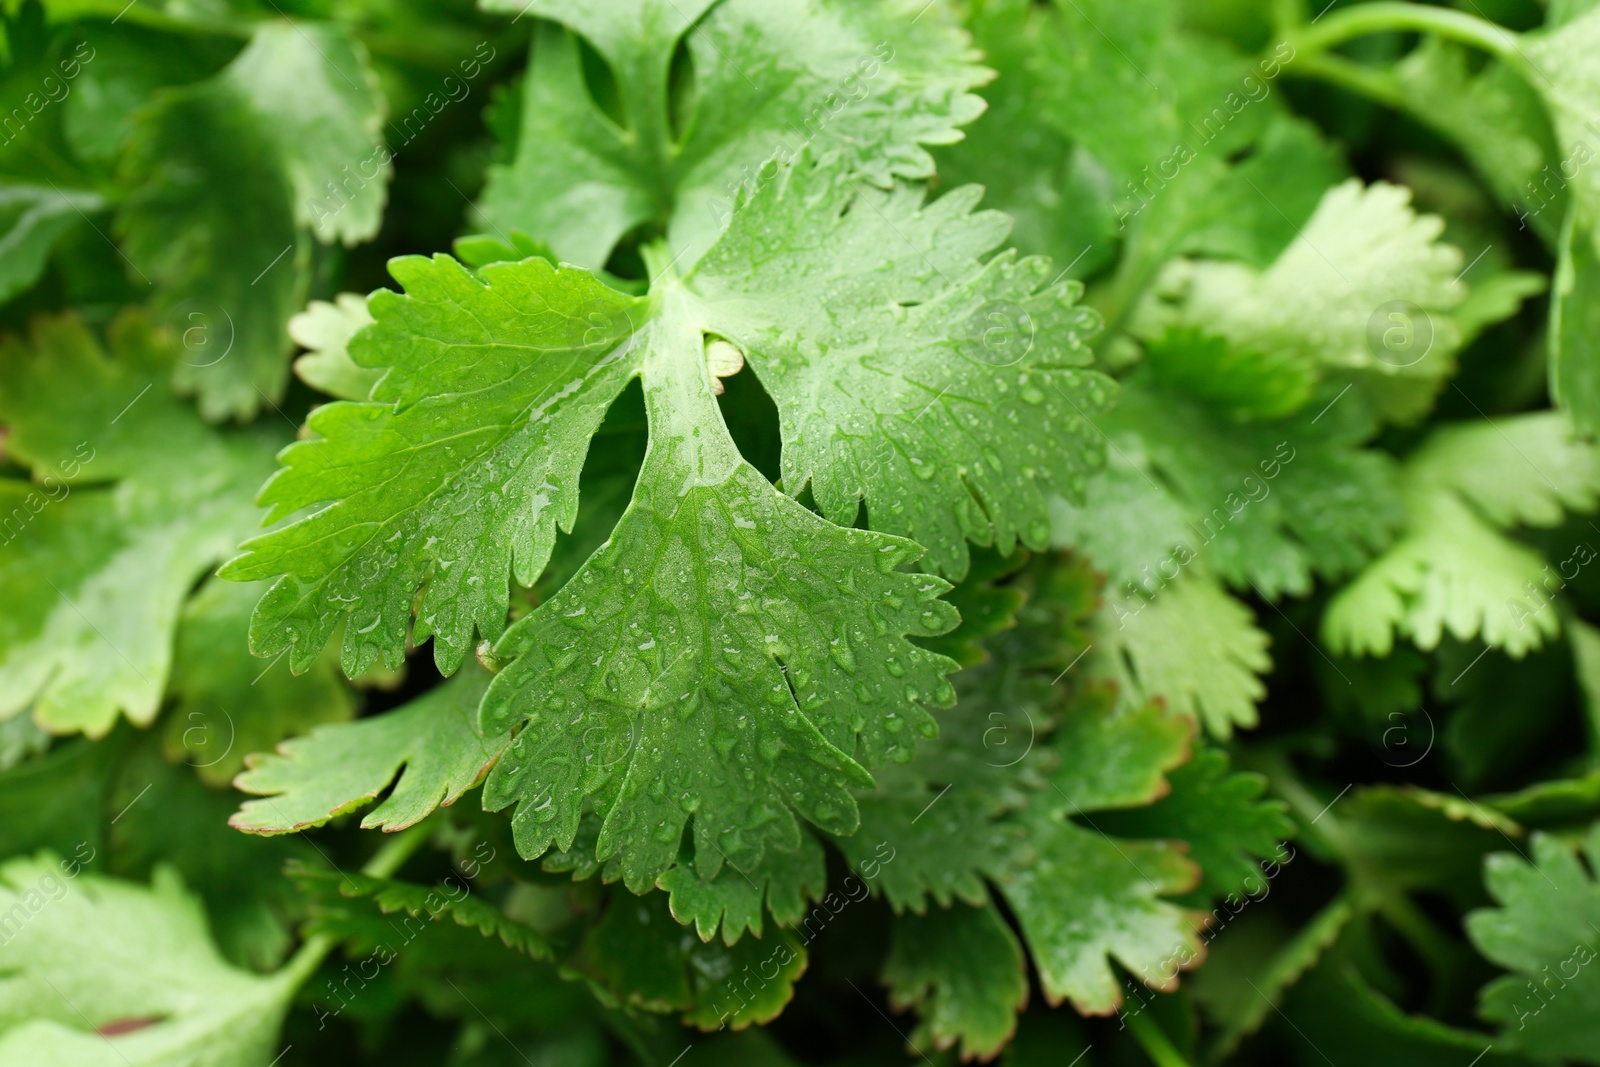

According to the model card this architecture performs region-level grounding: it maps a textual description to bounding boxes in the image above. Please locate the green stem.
[1288,52,1406,108]
[1126,1010,1194,1067]
[1288,2,1523,65]
[276,822,434,991]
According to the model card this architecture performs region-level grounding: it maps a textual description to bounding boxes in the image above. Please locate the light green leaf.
[1324,414,1600,658]
[1525,9,1600,256]
[0,312,279,735]
[882,900,1028,1062]
[231,666,498,834]
[288,293,380,401]
[1467,826,1600,1064]
[1087,575,1271,738]
[477,0,988,269]
[1135,179,1467,424]
[0,854,295,1067]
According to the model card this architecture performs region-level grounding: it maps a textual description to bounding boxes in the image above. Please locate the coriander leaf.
[0,312,279,735]
[585,887,806,1032]
[933,0,1120,276]
[1053,373,1402,602]
[1552,203,1600,435]
[997,686,1202,1015]
[477,0,988,269]
[1140,326,1315,421]
[117,22,387,420]
[691,157,1112,577]
[1335,785,1520,908]
[215,23,389,245]
[882,900,1028,1062]
[290,863,556,961]
[1468,827,1600,1063]
[1324,413,1600,658]
[0,854,296,1067]
[1097,747,1294,905]
[0,184,102,302]
[220,256,646,676]
[1087,576,1271,738]
[828,554,1093,914]
[1394,38,1557,236]
[480,302,959,889]
[231,666,498,834]
[1525,9,1600,255]
[163,577,355,787]
[289,292,380,401]
[1135,179,1467,424]
[659,833,825,945]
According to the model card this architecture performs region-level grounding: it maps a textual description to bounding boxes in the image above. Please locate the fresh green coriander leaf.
[1054,375,1402,604]
[1552,204,1600,435]
[288,293,380,402]
[997,686,1203,1014]
[882,900,1028,1062]
[1467,826,1600,1064]
[231,666,498,835]
[1324,413,1600,658]
[117,22,387,420]
[480,300,959,889]
[1525,9,1600,256]
[0,854,296,1067]
[0,185,102,303]
[0,312,280,735]
[220,257,646,676]
[659,833,825,945]
[232,153,1106,884]
[1394,38,1557,233]
[1135,180,1467,424]
[291,863,556,961]
[692,158,1111,577]
[1097,747,1294,905]
[477,0,989,269]
[585,888,806,1032]
[1087,575,1271,738]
